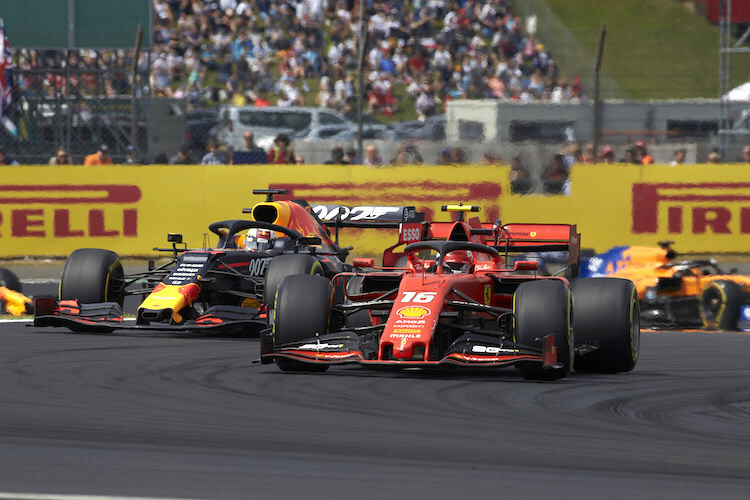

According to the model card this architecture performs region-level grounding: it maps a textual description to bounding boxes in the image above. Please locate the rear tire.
[264,254,324,309]
[273,274,332,372]
[59,249,124,306]
[514,279,572,380]
[700,280,742,330]
[572,278,639,373]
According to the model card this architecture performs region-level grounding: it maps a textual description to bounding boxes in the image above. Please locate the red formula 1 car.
[34,189,423,334]
[261,206,640,380]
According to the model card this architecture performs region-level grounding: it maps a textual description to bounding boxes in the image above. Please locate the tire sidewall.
[59,248,124,305]
[264,254,324,308]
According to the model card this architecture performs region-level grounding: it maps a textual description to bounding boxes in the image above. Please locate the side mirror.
[353,258,375,268]
[514,260,539,271]
[168,233,183,244]
[299,236,322,246]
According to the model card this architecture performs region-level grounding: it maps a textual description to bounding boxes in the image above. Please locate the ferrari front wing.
[262,331,561,369]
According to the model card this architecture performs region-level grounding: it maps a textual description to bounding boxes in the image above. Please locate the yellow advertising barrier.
[1,163,749,258]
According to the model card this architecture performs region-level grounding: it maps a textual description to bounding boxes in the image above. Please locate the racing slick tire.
[273,274,332,372]
[264,254,324,310]
[514,279,572,381]
[571,278,639,373]
[0,267,24,314]
[59,248,125,307]
[700,280,743,330]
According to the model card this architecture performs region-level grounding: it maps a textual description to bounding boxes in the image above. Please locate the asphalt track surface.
[1,322,749,500]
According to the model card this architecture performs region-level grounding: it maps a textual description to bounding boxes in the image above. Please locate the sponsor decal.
[314,352,356,359]
[394,318,426,325]
[166,262,204,285]
[241,297,261,309]
[275,181,503,222]
[389,332,421,338]
[472,345,516,354]
[398,337,408,351]
[632,183,750,235]
[297,343,344,350]
[451,354,519,362]
[530,231,537,237]
[248,257,272,276]
[0,185,140,238]
[177,283,201,306]
[313,205,403,222]
[400,223,421,243]
[484,284,491,306]
[396,306,430,319]
[391,328,422,334]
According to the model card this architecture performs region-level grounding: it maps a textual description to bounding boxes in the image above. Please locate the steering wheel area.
[208,220,303,249]
[404,241,502,271]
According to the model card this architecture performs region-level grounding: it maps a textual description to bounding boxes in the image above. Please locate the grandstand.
[1,0,749,168]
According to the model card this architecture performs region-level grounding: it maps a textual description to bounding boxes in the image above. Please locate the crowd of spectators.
[12,0,584,122]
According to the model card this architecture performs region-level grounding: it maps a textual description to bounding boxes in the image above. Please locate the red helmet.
[444,250,473,272]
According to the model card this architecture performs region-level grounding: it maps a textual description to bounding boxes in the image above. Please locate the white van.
[217,106,357,150]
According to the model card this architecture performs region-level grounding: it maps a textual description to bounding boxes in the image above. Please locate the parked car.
[217,106,357,150]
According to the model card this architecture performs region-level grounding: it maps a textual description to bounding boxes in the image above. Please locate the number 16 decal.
[401,291,437,303]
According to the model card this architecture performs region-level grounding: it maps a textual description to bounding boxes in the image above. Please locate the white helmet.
[244,228,276,252]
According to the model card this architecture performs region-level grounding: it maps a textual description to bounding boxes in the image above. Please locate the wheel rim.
[700,286,722,327]
[631,297,640,361]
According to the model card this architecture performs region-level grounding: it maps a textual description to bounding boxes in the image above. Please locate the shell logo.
[530,231,537,237]
[396,306,431,319]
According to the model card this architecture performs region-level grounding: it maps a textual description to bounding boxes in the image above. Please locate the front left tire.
[59,248,124,306]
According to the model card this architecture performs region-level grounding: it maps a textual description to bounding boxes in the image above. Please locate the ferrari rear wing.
[493,223,580,254]
[491,223,581,277]
[311,204,425,228]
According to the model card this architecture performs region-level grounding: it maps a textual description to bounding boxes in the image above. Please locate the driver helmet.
[244,228,276,252]
[444,250,473,272]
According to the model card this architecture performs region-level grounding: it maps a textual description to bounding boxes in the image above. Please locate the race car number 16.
[401,291,436,303]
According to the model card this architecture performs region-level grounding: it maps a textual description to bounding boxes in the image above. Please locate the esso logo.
[402,227,421,243]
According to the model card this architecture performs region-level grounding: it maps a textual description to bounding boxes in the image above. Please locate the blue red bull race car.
[33,189,423,334]
[262,205,640,380]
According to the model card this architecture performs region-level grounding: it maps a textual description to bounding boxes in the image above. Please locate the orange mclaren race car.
[261,205,640,380]
[580,242,750,330]
[34,189,423,334]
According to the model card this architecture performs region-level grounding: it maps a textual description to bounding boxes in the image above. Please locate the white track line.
[0,494,198,500]
[20,279,59,285]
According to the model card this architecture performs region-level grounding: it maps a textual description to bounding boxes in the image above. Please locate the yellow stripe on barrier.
[2,163,750,257]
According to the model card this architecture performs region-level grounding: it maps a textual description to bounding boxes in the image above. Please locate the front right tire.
[700,280,742,330]
[514,279,572,381]
[273,274,332,372]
